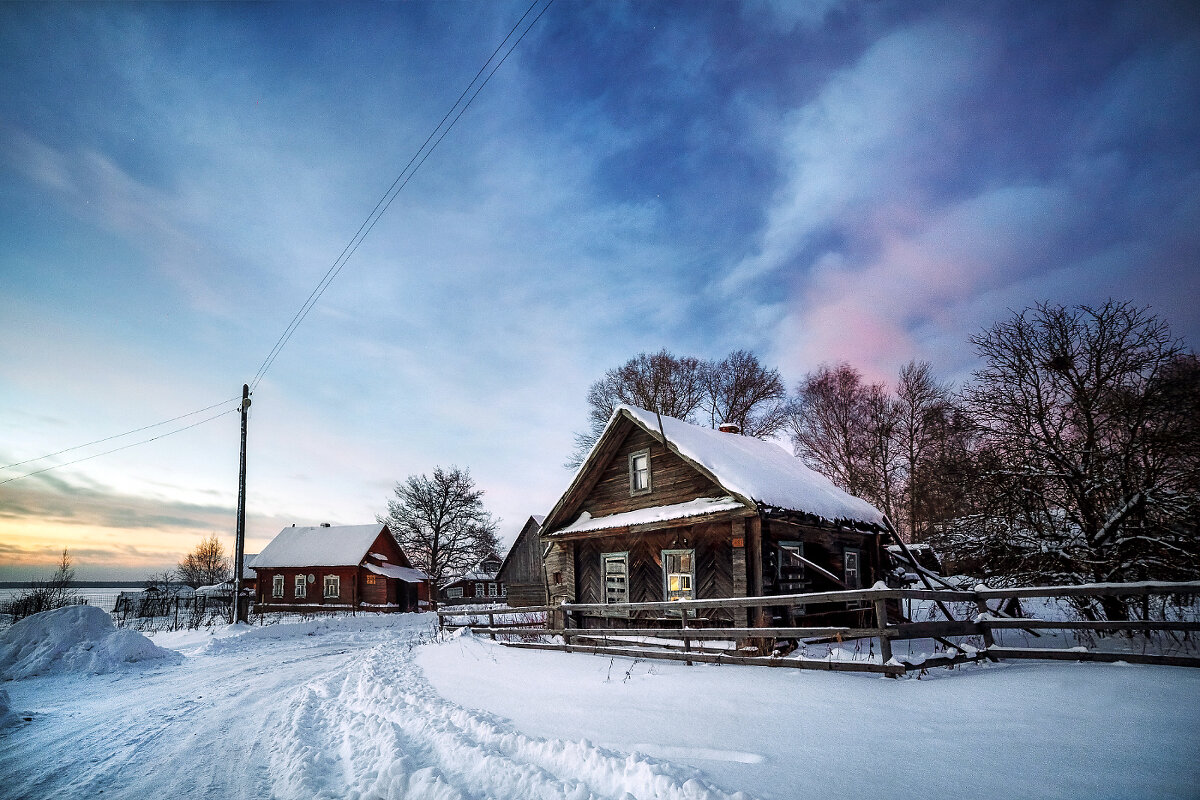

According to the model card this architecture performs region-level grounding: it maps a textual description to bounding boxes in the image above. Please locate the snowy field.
[1,608,1198,800]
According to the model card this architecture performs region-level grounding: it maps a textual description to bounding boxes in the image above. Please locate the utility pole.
[232,383,251,623]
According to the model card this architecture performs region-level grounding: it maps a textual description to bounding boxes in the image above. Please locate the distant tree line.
[573,301,1199,619]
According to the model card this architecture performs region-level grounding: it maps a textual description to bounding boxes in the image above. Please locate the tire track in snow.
[269,640,755,800]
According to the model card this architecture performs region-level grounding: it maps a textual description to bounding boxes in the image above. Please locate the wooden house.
[497,515,548,607]
[253,523,431,613]
[539,405,893,629]
[439,553,504,605]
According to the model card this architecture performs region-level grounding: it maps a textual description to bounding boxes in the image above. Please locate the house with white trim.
[539,405,893,629]
[253,523,430,613]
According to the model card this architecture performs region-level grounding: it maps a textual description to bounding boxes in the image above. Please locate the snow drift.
[0,605,181,680]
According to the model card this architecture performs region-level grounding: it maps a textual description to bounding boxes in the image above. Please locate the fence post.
[974,596,996,650]
[488,611,496,641]
[681,608,693,666]
[173,597,179,631]
[874,597,893,668]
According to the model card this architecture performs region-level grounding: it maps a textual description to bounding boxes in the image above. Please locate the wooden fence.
[438,580,1200,677]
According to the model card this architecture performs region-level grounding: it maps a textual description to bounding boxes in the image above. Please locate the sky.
[1,0,1197,581]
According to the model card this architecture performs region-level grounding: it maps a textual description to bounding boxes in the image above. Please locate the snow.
[254,523,387,568]
[615,405,887,527]
[558,496,748,535]
[1,612,1197,799]
[0,606,181,680]
[365,562,430,582]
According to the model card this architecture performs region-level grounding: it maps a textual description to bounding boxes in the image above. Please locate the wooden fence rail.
[439,581,1200,675]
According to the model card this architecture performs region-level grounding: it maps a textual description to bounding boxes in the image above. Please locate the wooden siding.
[498,517,547,607]
[254,527,428,613]
[573,522,735,626]
[580,427,725,520]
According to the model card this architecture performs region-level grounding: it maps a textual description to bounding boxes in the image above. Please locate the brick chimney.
[718,421,741,434]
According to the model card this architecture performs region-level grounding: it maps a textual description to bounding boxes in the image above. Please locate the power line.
[0,395,242,473]
[0,1,556,485]
[0,407,239,487]
[249,0,555,391]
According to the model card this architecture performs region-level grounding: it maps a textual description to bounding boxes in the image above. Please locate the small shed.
[253,523,430,613]
[497,515,547,607]
[439,553,504,605]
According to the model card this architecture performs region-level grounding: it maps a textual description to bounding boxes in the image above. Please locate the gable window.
[294,575,307,598]
[324,575,340,598]
[272,574,284,598]
[844,548,862,590]
[663,549,694,602]
[365,574,377,585]
[629,448,651,496]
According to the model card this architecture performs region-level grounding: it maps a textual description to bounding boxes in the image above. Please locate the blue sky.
[1,1,1197,580]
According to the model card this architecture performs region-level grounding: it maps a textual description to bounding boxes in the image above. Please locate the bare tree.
[895,361,952,541]
[378,466,500,588]
[788,363,876,500]
[7,548,78,621]
[569,349,794,467]
[701,350,789,438]
[963,300,1198,618]
[568,350,707,467]
[178,533,231,588]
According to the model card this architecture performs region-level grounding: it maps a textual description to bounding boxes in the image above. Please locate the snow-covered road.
[2,611,1198,799]
[0,616,747,800]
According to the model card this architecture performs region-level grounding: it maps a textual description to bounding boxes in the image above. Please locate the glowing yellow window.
[663,549,694,602]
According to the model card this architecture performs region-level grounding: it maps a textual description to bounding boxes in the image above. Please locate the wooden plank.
[988,647,1200,668]
[561,626,865,639]
[499,641,906,675]
[436,604,558,616]
[982,619,1200,632]
[571,635,738,656]
[889,620,982,639]
[975,581,1200,600]
[562,585,969,614]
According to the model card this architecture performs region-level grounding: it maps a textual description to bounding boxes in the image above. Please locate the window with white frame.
[663,549,694,602]
[629,449,651,495]
[294,574,307,598]
[272,574,284,598]
[324,575,340,598]
[488,583,498,597]
[447,586,463,598]
[474,582,484,597]
[844,548,862,589]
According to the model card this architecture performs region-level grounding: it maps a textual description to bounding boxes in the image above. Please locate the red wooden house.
[439,553,505,605]
[253,523,430,613]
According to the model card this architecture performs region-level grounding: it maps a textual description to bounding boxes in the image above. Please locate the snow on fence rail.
[437,581,1200,677]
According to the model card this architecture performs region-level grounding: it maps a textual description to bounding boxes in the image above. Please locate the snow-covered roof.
[254,524,388,568]
[562,405,887,529]
[364,563,429,583]
[558,496,747,535]
[242,555,258,579]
